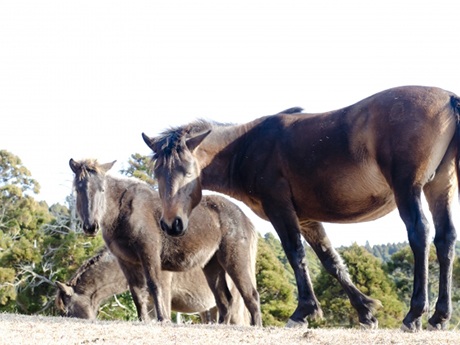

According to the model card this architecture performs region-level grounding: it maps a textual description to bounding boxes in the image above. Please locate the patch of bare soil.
[1,313,460,345]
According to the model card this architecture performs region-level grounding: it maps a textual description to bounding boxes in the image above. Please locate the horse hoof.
[401,322,421,333]
[427,321,448,331]
[286,318,308,328]
[360,320,378,330]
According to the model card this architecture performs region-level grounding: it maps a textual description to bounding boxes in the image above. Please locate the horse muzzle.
[82,222,99,236]
[160,217,187,237]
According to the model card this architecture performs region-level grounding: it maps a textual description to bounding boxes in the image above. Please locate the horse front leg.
[117,261,151,321]
[263,202,322,327]
[300,221,380,329]
[203,256,233,324]
[143,262,170,322]
[395,186,430,332]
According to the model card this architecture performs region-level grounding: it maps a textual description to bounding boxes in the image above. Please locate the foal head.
[55,281,96,319]
[142,126,210,237]
[69,158,116,236]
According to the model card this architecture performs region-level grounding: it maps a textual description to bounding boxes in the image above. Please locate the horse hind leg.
[393,181,431,332]
[217,255,262,326]
[300,221,380,329]
[203,256,233,324]
[423,157,457,330]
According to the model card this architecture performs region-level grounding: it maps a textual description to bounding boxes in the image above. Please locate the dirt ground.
[2,313,460,345]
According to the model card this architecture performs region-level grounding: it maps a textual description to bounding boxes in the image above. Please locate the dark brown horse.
[143,85,460,331]
[55,246,251,324]
[69,159,261,325]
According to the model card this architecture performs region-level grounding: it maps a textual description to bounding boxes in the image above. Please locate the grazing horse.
[69,158,261,326]
[55,246,250,324]
[142,85,460,331]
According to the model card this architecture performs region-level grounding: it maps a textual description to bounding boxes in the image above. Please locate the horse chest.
[160,241,217,271]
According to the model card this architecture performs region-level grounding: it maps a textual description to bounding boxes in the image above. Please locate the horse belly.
[297,162,396,223]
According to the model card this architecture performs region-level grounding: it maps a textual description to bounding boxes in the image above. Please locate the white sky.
[0,1,459,246]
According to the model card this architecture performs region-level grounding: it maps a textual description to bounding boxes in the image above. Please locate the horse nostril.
[160,219,170,233]
[173,217,183,233]
[83,222,98,236]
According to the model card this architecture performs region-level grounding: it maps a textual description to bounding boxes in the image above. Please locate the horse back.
[234,86,458,223]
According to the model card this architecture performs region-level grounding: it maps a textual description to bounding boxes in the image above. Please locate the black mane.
[67,247,108,286]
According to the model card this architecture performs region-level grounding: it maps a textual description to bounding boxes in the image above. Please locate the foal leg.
[394,184,431,332]
[300,221,380,329]
[263,200,322,327]
[142,260,170,322]
[216,247,262,326]
[118,261,151,321]
[203,256,233,324]
[423,160,457,330]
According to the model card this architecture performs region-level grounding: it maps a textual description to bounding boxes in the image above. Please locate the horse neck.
[99,175,127,228]
[199,122,258,198]
[71,251,127,309]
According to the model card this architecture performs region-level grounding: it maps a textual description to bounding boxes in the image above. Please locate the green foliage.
[119,153,156,187]
[0,151,53,313]
[256,234,297,326]
[363,241,408,263]
[314,243,405,328]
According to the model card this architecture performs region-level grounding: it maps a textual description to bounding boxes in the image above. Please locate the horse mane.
[277,107,304,114]
[152,119,230,160]
[67,247,108,287]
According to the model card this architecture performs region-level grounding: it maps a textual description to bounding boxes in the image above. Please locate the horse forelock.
[152,119,221,163]
[73,159,104,183]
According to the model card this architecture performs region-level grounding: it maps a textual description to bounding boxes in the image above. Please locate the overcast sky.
[1,1,458,246]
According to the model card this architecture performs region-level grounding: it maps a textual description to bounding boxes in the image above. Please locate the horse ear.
[186,130,211,152]
[100,160,116,173]
[142,132,156,151]
[69,158,80,173]
[56,281,74,297]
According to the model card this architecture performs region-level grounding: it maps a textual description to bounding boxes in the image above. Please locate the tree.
[0,150,52,311]
[314,243,405,328]
[256,234,297,326]
[119,153,156,187]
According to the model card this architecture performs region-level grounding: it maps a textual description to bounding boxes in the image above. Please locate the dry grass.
[2,313,460,345]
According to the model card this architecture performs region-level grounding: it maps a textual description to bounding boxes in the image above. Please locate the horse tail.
[452,95,460,201]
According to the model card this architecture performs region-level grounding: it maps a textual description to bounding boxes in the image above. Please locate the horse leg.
[394,184,430,332]
[300,221,380,328]
[117,261,151,321]
[423,156,457,330]
[202,256,233,324]
[142,260,170,322]
[216,249,262,326]
[263,200,322,327]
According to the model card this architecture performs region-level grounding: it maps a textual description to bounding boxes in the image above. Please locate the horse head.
[55,281,96,319]
[142,130,209,237]
[69,158,116,236]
